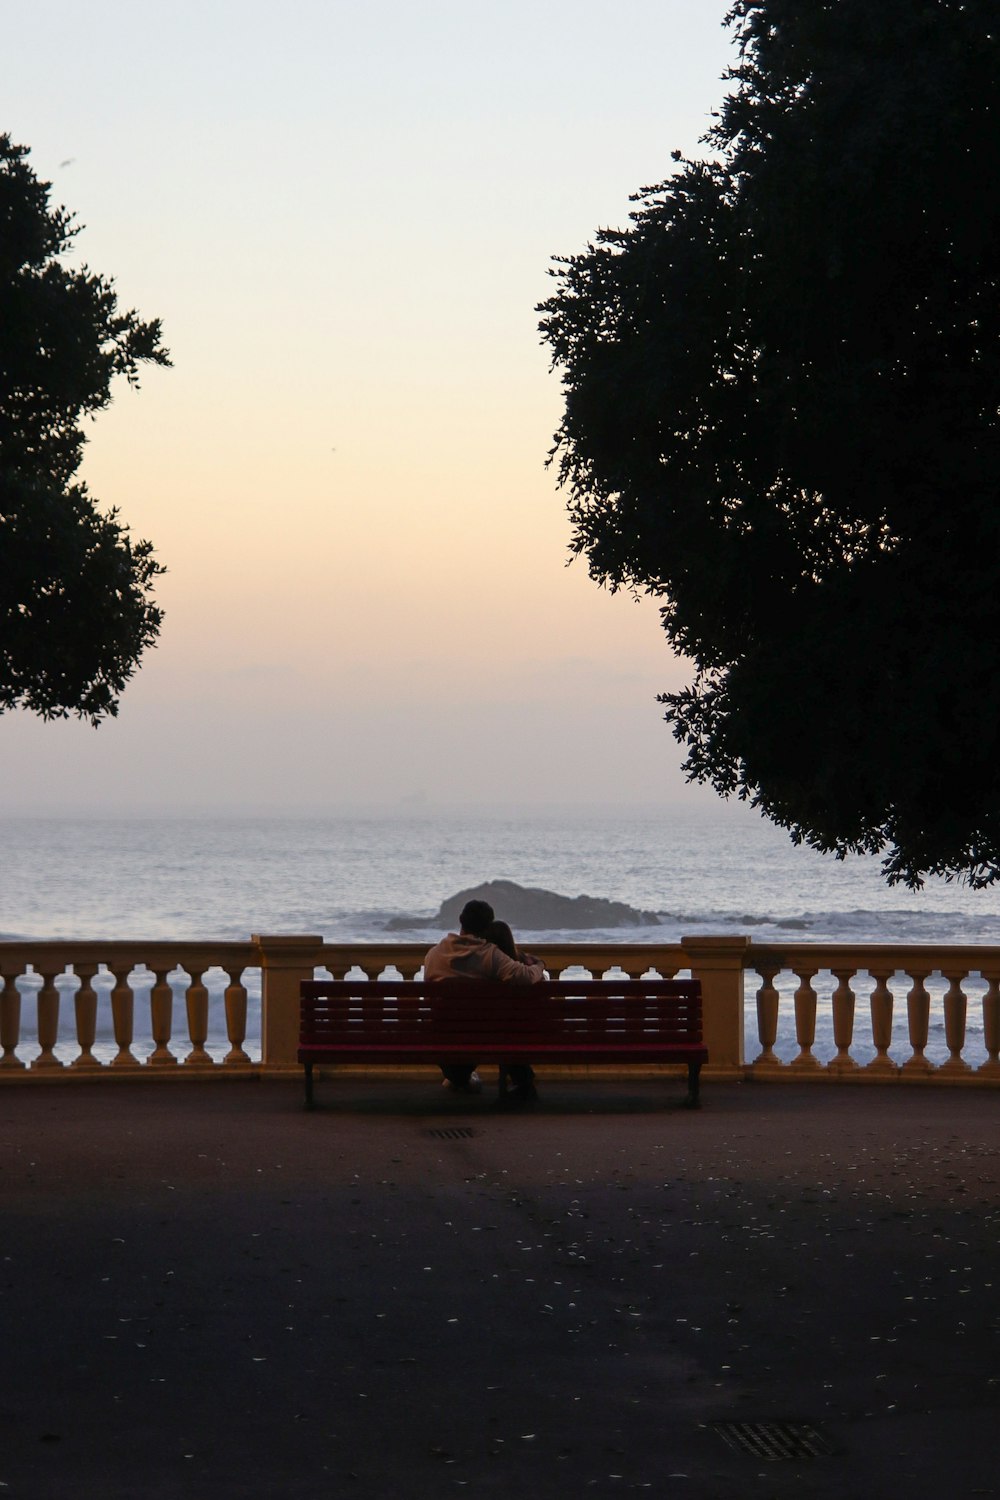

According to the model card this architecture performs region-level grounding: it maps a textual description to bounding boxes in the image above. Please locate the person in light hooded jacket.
[423,898,543,1094]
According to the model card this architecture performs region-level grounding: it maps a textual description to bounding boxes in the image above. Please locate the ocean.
[2,806,998,1066]
[2,805,998,947]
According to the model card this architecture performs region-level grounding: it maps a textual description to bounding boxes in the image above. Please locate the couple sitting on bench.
[423,898,543,1103]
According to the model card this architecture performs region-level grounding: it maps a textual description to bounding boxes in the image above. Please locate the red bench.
[299,976,707,1109]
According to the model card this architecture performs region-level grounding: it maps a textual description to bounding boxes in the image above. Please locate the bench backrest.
[300,978,703,1047]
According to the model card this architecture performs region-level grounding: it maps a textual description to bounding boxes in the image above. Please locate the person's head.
[485,918,517,959]
[459,899,494,937]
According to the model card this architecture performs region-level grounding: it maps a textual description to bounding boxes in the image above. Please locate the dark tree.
[0,134,169,724]
[540,0,1000,887]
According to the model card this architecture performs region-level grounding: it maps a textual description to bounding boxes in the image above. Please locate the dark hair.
[485,919,517,959]
[459,899,494,936]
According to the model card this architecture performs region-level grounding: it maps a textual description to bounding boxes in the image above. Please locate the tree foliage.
[539,0,1000,886]
[0,134,169,723]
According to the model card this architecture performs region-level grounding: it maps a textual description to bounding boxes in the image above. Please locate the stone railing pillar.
[681,935,751,1075]
[254,935,324,1072]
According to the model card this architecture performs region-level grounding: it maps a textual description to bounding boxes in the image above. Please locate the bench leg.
[684,1061,702,1109]
[304,1061,315,1111]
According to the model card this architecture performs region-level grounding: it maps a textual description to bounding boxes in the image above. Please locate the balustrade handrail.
[747,940,1000,968]
[0,939,258,968]
[1,933,999,1083]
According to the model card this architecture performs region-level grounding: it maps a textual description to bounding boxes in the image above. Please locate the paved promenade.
[2,1075,998,1498]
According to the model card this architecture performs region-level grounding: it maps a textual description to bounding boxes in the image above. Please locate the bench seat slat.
[303,1027,702,1041]
[299,1050,710,1062]
[301,1026,704,1040]
[301,1007,703,1020]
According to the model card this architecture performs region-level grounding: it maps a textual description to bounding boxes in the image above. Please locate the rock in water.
[385,878,661,932]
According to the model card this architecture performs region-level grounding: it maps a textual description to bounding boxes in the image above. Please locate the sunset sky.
[2,1,736,814]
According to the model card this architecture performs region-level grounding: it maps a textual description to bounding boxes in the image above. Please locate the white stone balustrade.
[745,943,1000,1081]
[0,942,258,1074]
[2,935,1000,1083]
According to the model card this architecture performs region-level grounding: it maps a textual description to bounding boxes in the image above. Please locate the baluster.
[790,966,821,1070]
[865,970,896,1074]
[183,968,212,1067]
[33,969,64,1070]
[901,973,933,1075]
[940,971,971,1075]
[828,968,858,1073]
[752,965,782,1071]
[0,970,25,1070]
[223,969,251,1068]
[71,966,101,1070]
[147,968,178,1066]
[978,972,1000,1076]
[396,957,422,981]
[110,966,139,1068]
[624,967,651,1051]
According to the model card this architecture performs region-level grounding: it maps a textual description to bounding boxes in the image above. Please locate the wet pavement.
[1,1074,998,1498]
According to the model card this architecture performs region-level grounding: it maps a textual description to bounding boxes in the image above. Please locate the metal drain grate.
[711,1421,837,1462]
[426,1126,477,1140]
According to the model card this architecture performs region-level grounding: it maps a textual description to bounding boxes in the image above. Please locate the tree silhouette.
[0,134,169,723]
[540,0,1000,887]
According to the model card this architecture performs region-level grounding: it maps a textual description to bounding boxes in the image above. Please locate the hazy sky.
[2,1,737,813]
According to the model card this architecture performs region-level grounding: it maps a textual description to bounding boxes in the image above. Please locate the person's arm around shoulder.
[489,947,545,984]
